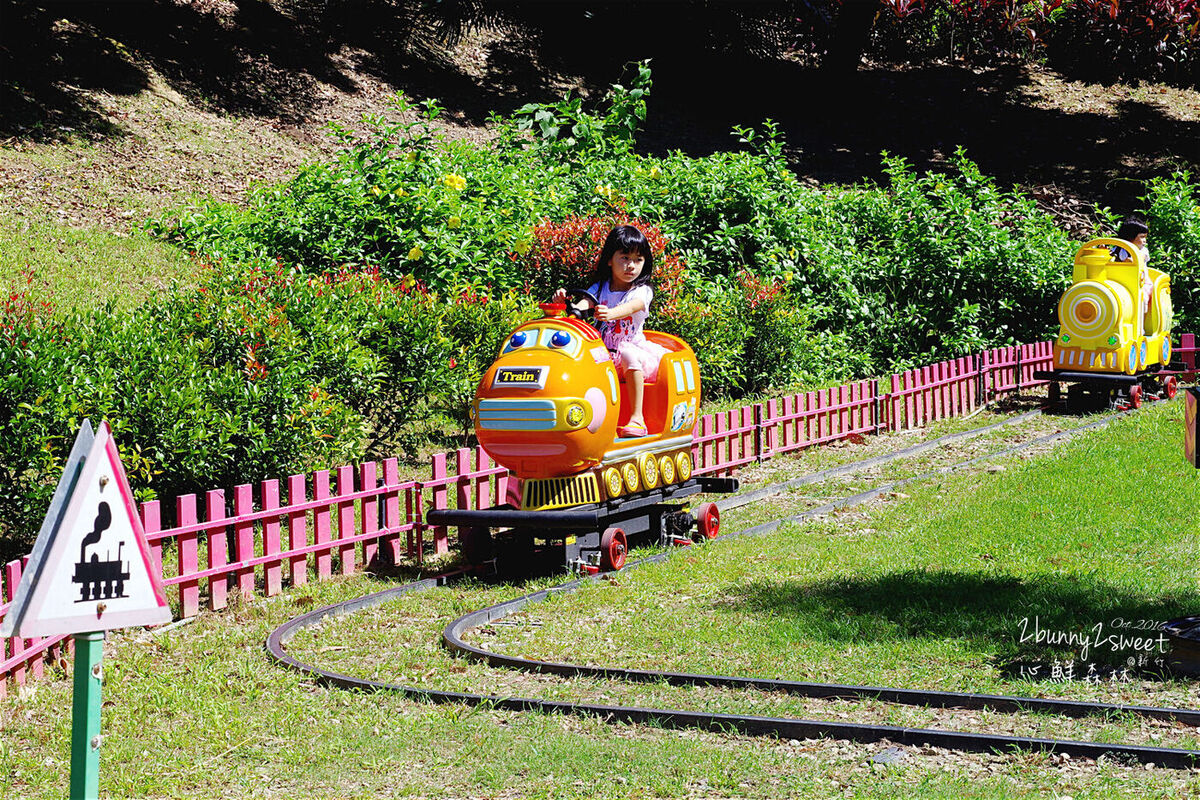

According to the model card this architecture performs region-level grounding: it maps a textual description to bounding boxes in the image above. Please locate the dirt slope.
[1,1,1198,237]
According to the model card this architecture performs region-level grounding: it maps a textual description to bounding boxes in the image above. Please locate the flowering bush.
[832,0,1199,82]
[149,69,1092,377]
[508,213,685,313]
[0,260,535,559]
[1,268,59,348]
[438,289,537,433]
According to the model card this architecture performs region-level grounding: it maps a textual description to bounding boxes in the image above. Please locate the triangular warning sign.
[1,420,171,638]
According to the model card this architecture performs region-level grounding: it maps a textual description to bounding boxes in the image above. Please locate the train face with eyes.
[472,305,701,511]
[1053,238,1173,375]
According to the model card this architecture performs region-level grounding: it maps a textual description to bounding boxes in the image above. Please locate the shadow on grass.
[728,568,1197,669]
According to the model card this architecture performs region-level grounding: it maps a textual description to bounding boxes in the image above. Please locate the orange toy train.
[431,290,737,573]
[473,292,700,506]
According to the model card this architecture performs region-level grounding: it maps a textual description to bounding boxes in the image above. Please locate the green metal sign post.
[69,632,103,800]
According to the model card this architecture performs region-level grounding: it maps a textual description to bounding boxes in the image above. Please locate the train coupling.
[570,553,604,576]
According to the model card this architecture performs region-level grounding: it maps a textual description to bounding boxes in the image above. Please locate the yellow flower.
[401,274,416,289]
[395,187,407,197]
[408,246,424,261]
[783,271,794,283]
[442,173,467,191]
[406,151,419,163]
[447,215,461,229]
[648,166,661,179]
[514,240,531,255]
[370,186,382,197]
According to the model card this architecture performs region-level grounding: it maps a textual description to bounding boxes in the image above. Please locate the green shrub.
[0,294,367,561]
[615,142,1072,371]
[655,280,750,397]
[149,69,1078,377]
[808,151,1074,369]
[735,271,867,394]
[1143,171,1200,332]
[0,261,536,559]
[502,61,653,160]
[436,287,538,435]
[656,273,862,398]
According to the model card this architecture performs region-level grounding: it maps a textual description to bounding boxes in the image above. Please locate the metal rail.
[267,407,1200,769]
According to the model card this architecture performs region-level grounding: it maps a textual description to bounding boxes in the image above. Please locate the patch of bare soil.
[0,29,514,232]
[1,0,1198,235]
[0,4,569,232]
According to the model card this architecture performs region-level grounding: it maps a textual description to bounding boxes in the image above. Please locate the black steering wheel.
[565,288,600,323]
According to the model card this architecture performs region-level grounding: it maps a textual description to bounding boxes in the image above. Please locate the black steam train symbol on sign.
[71,501,130,602]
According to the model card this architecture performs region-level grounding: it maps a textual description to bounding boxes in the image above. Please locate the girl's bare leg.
[627,369,645,428]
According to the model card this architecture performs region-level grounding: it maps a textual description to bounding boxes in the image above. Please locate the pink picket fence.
[4,336,1196,695]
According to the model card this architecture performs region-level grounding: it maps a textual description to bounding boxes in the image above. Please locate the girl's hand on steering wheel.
[561,288,600,323]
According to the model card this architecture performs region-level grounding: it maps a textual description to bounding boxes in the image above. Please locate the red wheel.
[695,502,721,540]
[1165,375,1179,400]
[1128,384,1143,409]
[600,527,627,571]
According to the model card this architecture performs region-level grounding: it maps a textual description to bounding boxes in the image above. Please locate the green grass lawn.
[0,210,194,313]
[4,401,1200,798]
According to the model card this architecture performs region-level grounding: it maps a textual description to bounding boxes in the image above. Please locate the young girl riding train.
[553,225,668,439]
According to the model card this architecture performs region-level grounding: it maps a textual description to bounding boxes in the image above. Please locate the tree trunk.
[824,0,878,75]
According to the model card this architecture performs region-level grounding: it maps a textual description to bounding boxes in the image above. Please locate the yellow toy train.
[1038,238,1178,411]
[429,290,737,573]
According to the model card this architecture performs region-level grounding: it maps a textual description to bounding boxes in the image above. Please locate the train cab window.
[538,327,582,359]
[502,328,539,354]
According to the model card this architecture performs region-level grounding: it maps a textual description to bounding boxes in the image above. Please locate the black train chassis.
[427,476,739,571]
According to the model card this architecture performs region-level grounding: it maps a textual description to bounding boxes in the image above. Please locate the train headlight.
[1061,281,1120,339]
[564,403,586,428]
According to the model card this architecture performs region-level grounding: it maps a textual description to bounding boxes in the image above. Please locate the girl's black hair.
[1115,215,1149,242]
[590,225,655,288]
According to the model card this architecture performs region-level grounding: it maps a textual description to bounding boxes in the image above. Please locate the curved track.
[267,408,1200,770]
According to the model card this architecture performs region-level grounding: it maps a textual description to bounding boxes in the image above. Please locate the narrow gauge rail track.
[267,408,1200,770]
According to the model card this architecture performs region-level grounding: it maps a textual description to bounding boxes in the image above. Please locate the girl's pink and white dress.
[587,281,669,380]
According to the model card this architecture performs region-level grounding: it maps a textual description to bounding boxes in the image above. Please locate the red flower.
[509,214,686,311]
